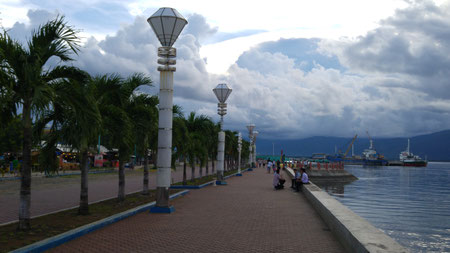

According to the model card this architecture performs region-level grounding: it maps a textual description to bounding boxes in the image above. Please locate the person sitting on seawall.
[296,168,309,192]
[273,168,286,190]
[291,168,301,189]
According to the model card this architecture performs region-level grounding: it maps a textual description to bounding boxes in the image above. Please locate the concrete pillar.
[216,131,226,184]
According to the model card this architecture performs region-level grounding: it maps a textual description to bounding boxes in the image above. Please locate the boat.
[361,132,388,166]
[362,139,388,166]
[399,139,427,167]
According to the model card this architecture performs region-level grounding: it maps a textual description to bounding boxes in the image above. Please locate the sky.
[1,0,450,140]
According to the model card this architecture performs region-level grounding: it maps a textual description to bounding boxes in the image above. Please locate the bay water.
[316,162,450,253]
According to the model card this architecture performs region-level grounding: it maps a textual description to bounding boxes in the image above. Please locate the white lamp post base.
[150,187,174,213]
[216,131,227,185]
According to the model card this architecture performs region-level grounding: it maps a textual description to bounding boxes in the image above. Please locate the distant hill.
[256,130,450,161]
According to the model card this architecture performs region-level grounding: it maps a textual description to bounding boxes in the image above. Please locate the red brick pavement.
[0,166,208,224]
[50,168,345,253]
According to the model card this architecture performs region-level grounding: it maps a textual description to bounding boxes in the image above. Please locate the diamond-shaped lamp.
[147,7,188,47]
[247,124,255,133]
[213,83,232,103]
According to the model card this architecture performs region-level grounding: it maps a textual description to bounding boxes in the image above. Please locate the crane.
[343,134,357,158]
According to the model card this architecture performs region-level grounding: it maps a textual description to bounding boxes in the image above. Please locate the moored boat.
[399,139,427,167]
[362,139,388,166]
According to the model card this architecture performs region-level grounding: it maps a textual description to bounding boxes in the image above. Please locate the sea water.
[316,162,450,253]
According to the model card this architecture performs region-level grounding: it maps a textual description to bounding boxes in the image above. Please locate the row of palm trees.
[0,16,250,231]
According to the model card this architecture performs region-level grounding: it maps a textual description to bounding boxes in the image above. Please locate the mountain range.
[256,130,450,161]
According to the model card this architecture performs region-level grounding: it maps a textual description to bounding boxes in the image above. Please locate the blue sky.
[1,0,450,140]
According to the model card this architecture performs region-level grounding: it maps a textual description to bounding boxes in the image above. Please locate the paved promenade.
[50,168,345,252]
[0,165,205,224]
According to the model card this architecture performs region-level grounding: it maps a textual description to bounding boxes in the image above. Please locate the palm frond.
[28,15,81,65]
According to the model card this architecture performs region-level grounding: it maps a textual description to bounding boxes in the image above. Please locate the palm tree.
[35,75,101,215]
[241,139,250,166]
[97,73,152,201]
[172,108,190,185]
[0,16,83,230]
[128,94,157,195]
[184,112,211,182]
[208,122,220,174]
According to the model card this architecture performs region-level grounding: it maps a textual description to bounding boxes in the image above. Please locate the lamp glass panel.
[161,8,175,16]
[148,17,163,39]
[172,19,187,40]
[151,8,165,17]
[161,16,176,45]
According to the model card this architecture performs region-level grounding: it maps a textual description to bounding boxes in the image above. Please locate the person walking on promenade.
[291,168,301,189]
[273,168,285,190]
[267,160,272,173]
[296,168,309,192]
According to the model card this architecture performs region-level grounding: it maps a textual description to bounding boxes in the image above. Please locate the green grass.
[0,189,181,252]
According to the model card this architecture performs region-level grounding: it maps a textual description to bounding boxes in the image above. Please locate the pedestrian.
[291,168,301,189]
[273,168,285,190]
[296,168,309,192]
[267,160,272,173]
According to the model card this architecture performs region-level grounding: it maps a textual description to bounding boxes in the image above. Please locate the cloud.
[183,13,217,44]
[320,1,450,98]
[5,4,450,140]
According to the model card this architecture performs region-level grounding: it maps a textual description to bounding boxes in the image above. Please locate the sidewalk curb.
[170,180,215,189]
[11,190,190,253]
[0,169,115,182]
[169,168,251,189]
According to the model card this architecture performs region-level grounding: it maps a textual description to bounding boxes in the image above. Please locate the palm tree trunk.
[118,156,125,202]
[152,150,157,169]
[78,149,89,215]
[224,156,228,171]
[18,103,32,230]
[183,158,187,185]
[191,163,195,182]
[142,152,149,195]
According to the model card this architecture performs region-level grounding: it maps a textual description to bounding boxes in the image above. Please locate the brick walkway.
[50,168,345,252]
[0,165,209,224]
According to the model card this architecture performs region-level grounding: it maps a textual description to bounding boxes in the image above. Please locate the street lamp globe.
[213,83,232,104]
[147,7,188,47]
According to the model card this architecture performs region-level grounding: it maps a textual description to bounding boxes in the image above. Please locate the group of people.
[266,159,284,174]
[268,159,309,191]
[291,168,309,192]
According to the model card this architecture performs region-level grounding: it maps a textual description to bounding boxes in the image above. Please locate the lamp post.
[147,7,187,213]
[213,83,232,185]
[246,124,255,171]
[253,130,258,167]
[236,133,242,176]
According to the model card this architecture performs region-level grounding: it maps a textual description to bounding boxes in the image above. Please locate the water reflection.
[313,179,355,196]
[317,163,450,253]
